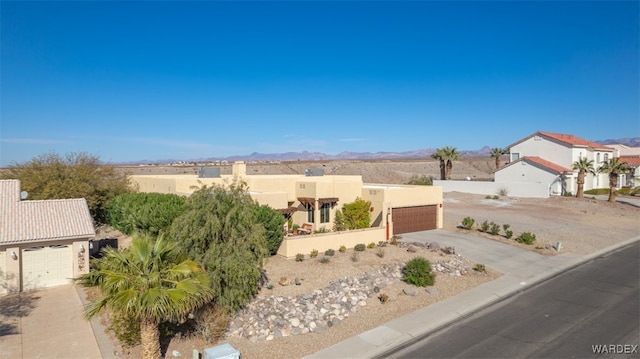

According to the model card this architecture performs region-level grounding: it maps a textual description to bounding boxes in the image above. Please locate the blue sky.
[1,1,638,166]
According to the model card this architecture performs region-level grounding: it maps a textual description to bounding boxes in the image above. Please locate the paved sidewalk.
[305,230,640,359]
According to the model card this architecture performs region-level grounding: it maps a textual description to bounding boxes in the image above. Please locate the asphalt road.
[381,241,640,359]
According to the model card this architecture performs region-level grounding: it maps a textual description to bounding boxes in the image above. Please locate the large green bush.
[333,197,371,231]
[254,204,286,255]
[403,257,435,287]
[515,232,536,245]
[106,192,186,236]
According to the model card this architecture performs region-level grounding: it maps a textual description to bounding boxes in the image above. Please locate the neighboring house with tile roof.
[495,131,615,195]
[0,179,94,295]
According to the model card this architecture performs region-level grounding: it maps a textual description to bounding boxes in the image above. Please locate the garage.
[0,251,6,295]
[392,205,437,234]
[22,245,73,291]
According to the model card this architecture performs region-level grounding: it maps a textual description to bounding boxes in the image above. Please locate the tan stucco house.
[130,161,443,257]
[0,180,94,295]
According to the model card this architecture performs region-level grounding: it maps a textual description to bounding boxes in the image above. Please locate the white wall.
[433,180,550,198]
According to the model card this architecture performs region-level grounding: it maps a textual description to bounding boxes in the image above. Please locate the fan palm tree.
[599,158,631,202]
[441,146,460,180]
[431,148,446,180]
[572,157,595,198]
[76,236,214,359]
[489,147,507,170]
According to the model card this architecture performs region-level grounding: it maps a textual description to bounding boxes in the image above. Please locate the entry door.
[22,245,73,291]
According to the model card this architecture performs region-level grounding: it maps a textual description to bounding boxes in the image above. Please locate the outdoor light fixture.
[11,251,17,260]
[80,244,85,253]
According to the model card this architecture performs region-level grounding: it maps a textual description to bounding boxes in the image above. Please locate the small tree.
[431,148,446,180]
[168,180,269,311]
[442,146,461,180]
[599,158,631,202]
[572,157,595,199]
[490,147,507,169]
[1,151,131,222]
[75,236,214,359]
[333,197,371,231]
[106,192,186,236]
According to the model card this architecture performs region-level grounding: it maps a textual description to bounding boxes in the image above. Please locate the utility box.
[203,343,241,359]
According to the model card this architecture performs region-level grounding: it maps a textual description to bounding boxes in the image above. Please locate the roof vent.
[305,168,324,176]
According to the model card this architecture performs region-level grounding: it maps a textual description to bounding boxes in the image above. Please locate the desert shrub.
[378,293,389,303]
[505,230,513,239]
[461,217,475,230]
[295,253,305,262]
[377,241,387,247]
[333,197,371,231]
[310,249,319,258]
[473,263,486,273]
[108,311,141,347]
[193,304,230,343]
[443,246,456,255]
[489,222,500,235]
[319,256,330,264]
[339,245,347,253]
[350,252,360,262]
[498,187,509,196]
[367,242,376,249]
[407,175,434,186]
[480,220,490,233]
[515,232,536,245]
[324,249,335,256]
[354,243,366,252]
[484,195,493,199]
[403,257,435,287]
[254,204,287,255]
[584,188,609,195]
[376,248,385,258]
[106,192,187,236]
[563,191,573,197]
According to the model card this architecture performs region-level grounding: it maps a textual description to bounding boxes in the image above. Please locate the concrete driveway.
[0,284,104,359]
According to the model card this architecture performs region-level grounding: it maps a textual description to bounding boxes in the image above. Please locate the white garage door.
[22,245,73,291]
[0,251,6,295]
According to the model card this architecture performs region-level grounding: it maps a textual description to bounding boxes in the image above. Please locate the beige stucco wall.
[276,227,386,258]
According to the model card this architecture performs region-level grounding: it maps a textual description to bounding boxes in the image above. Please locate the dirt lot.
[99,160,639,358]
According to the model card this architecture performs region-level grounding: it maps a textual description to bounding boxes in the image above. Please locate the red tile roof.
[524,156,572,174]
[0,180,95,245]
[538,131,613,151]
[619,156,640,167]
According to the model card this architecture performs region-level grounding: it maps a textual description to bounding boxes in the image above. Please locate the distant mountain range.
[126,137,639,164]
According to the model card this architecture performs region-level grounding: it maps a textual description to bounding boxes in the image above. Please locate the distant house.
[495,131,614,195]
[0,180,95,295]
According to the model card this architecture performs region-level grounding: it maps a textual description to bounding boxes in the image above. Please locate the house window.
[306,202,314,223]
[604,153,609,162]
[511,153,520,161]
[596,153,601,163]
[320,203,330,223]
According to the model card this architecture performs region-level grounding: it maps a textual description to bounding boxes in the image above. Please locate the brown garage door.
[392,205,437,234]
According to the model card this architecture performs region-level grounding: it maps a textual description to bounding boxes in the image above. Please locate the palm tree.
[489,147,506,170]
[441,146,460,180]
[76,236,214,359]
[599,158,631,202]
[572,157,595,198]
[431,148,446,180]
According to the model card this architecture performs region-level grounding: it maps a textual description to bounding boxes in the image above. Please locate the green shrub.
[295,253,305,262]
[106,192,186,236]
[333,197,371,231]
[108,311,141,347]
[403,257,435,287]
[319,256,330,264]
[502,224,510,232]
[505,230,513,239]
[354,243,366,252]
[367,242,376,249]
[515,232,536,245]
[339,245,347,253]
[310,249,319,258]
[484,195,493,199]
[407,175,434,186]
[489,222,500,235]
[474,263,486,272]
[584,188,609,195]
[376,248,385,258]
[377,241,387,247]
[254,204,287,255]
[498,187,509,196]
[492,195,500,200]
[325,249,335,256]
[480,220,490,233]
[461,217,475,230]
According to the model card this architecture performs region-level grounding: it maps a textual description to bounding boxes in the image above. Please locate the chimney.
[232,161,246,177]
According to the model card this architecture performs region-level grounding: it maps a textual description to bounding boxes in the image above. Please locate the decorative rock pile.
[226,251,474,342]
